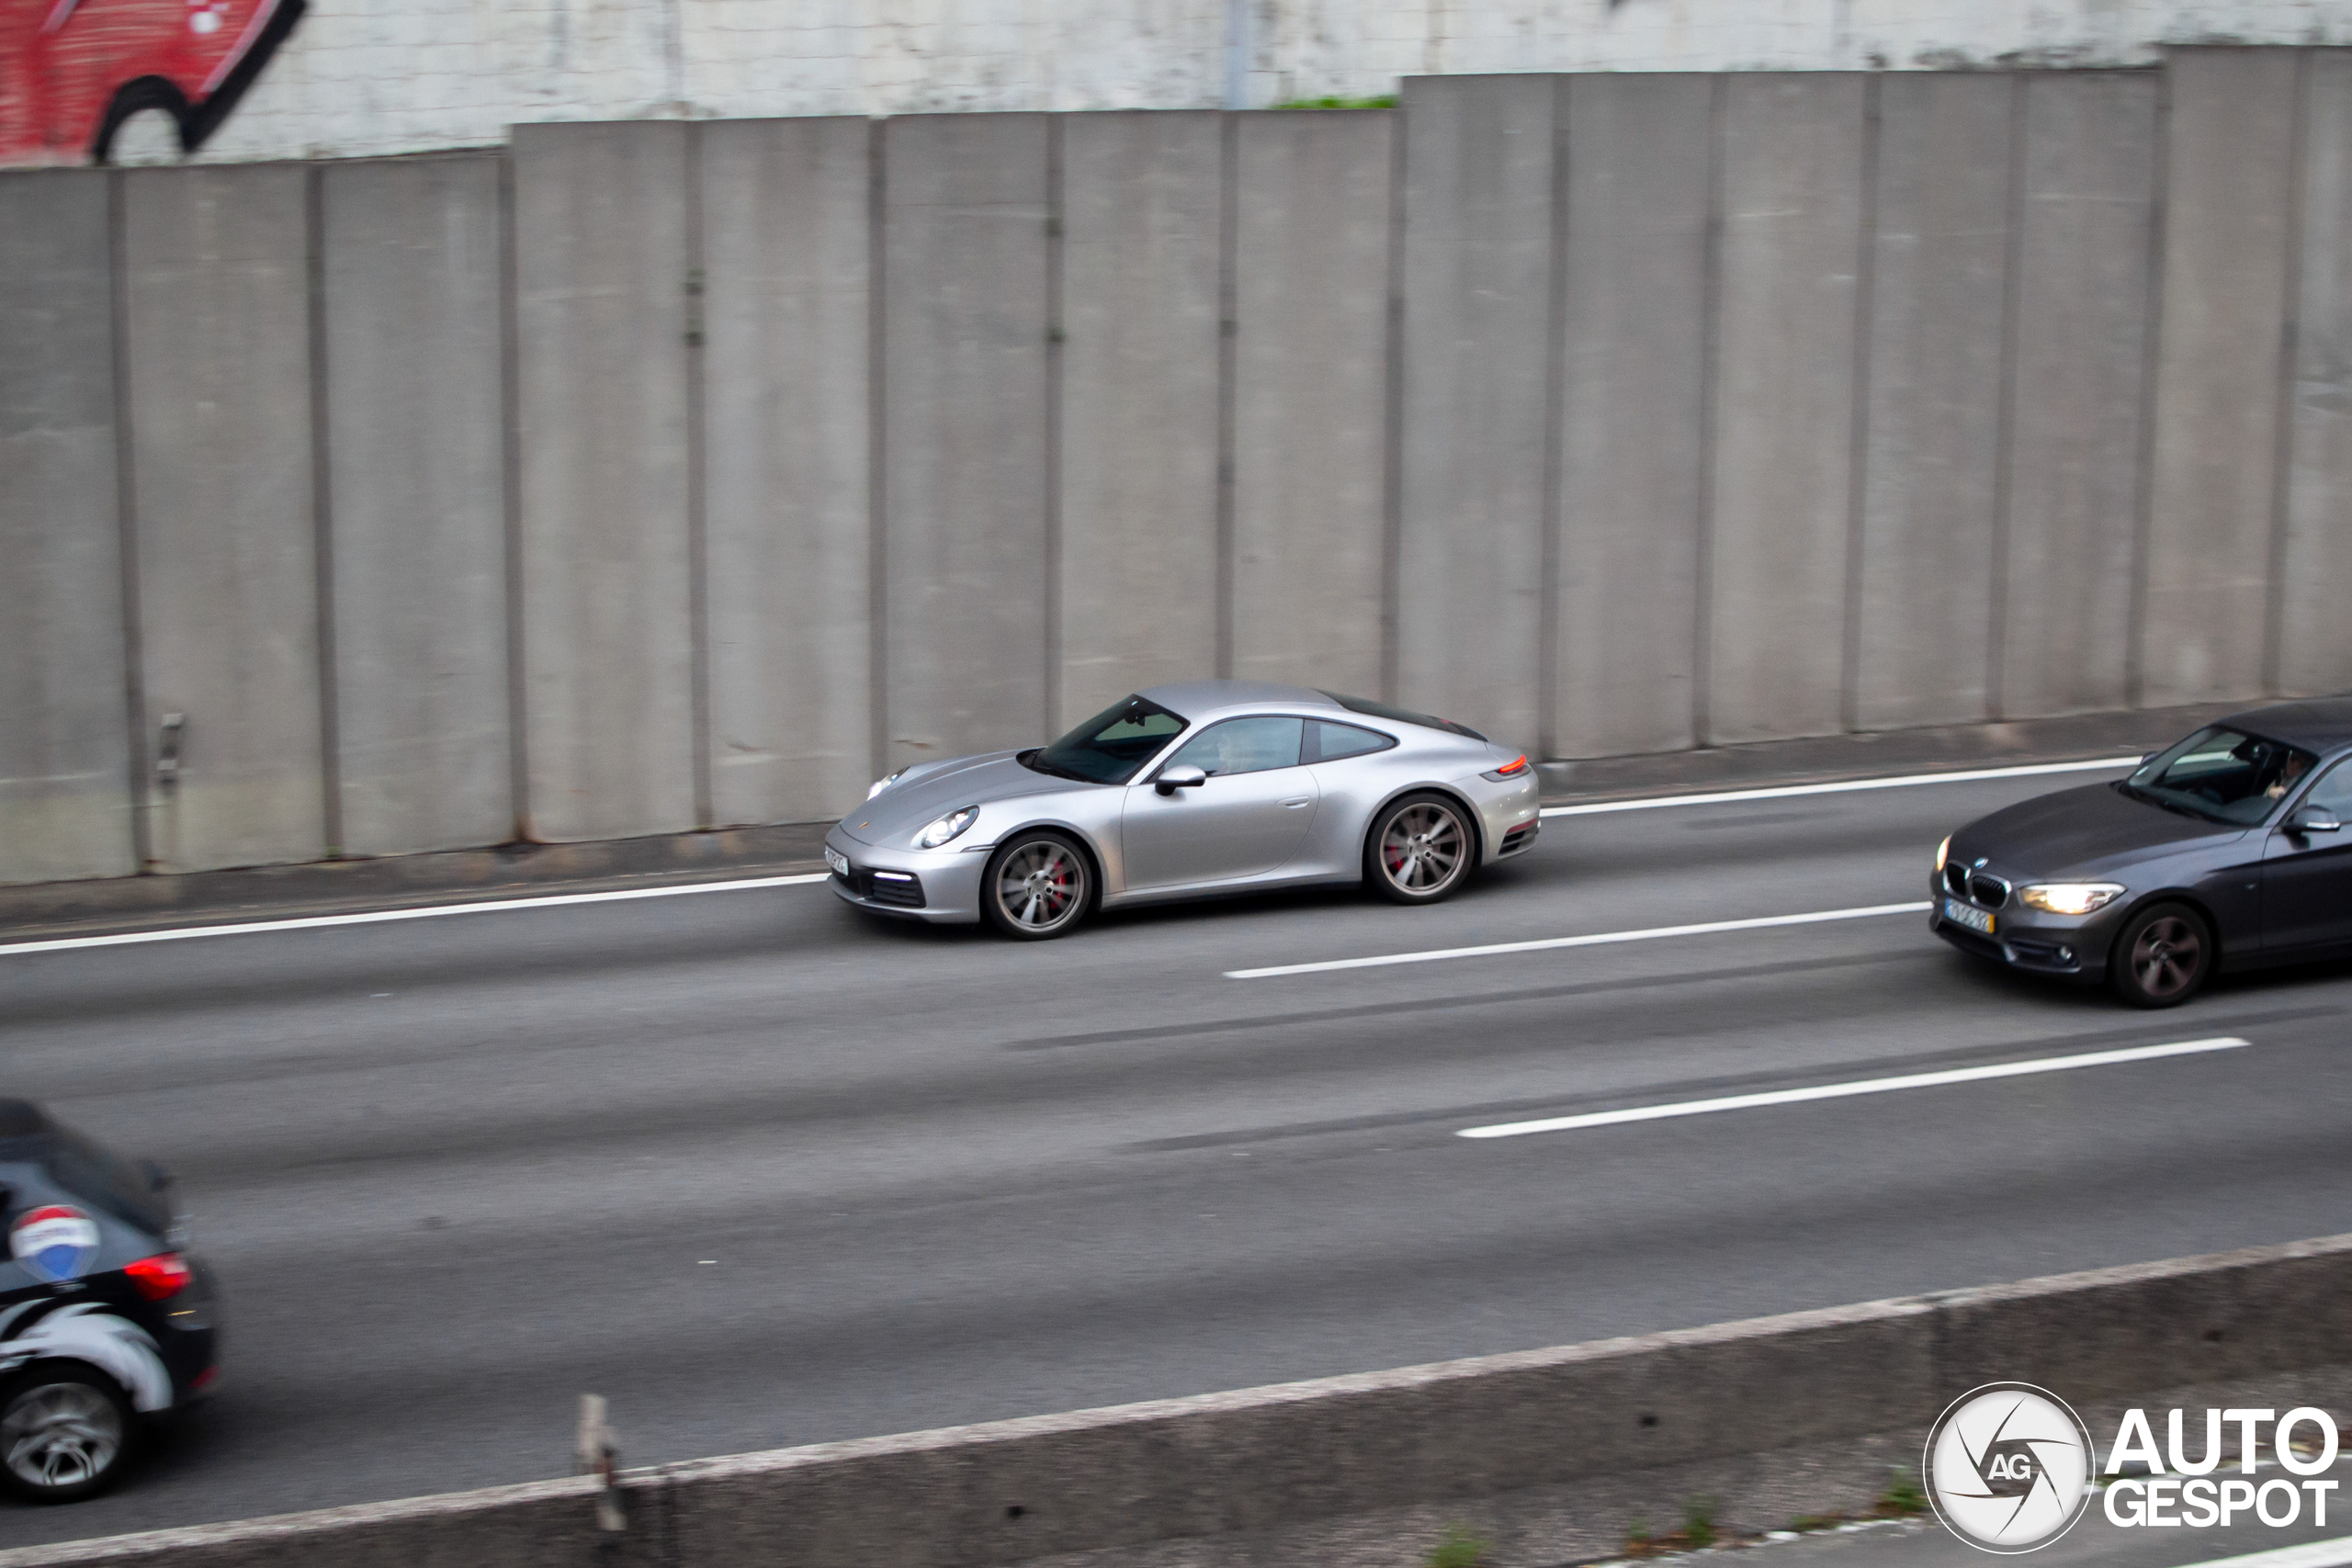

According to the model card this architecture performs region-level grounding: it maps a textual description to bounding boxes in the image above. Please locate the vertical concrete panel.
[514,122,695,842]
[702,118,872,825]
[882,114,1051,765]
[2279,52,2352,696]
[1998,73,2157,718]
[2142,49,2300,706]
[322,153,511,856]
[1231,112,1393,698]
[1706,75,1868,744]
[1396,75,1555,747]
[123,164,323,873]
[1057,111,1221,729]
[1553,75,1711,759]
[1852,73,2013,730]
[0,171,133,884]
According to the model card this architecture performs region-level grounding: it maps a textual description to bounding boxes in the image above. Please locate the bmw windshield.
[2120,726,2317,826]
[1024,694,1188,785]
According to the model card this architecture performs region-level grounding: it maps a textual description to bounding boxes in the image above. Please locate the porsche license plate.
[825,846,849,878]
[1943,897,1993,934]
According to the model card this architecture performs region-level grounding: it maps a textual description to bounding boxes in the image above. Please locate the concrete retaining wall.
[3,47,2348,886]
[12,1232,2352,1568]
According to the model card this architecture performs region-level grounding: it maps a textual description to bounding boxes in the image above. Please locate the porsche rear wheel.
[1366,794,1476,905]
[982,832,1091,940]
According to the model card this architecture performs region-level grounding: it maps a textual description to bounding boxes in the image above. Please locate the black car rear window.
[2122,726,2319,826]
[1317,691,1487,742]
[41,1121,170,1238]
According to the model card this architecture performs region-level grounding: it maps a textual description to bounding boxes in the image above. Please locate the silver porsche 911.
[824,679,1543,939]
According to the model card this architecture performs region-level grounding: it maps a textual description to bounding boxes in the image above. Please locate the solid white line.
[1539,755,2142,818]
[2156,1538,2352,1568]
[1456,1037,2249,1139]
[1223,901,1933,980]
[0,873,835,958]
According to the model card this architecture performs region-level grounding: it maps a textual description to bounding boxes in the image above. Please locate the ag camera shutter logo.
[1924,1383,2096,1553]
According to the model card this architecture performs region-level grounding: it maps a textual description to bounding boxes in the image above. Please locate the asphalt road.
[4,764,2351,1549]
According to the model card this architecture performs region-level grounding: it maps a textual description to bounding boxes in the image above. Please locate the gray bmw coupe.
[1932,697,2352,1007]
[825,680,1542,939]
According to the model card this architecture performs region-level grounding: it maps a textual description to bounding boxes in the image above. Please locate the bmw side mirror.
[1155,765,1208,795]
[2290,806,2342,836]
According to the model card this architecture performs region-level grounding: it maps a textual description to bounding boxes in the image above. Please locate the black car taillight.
[124,1252,190,1302]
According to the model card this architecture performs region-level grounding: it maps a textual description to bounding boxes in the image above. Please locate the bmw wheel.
[983,832,1092,940]
[1365,793,1476,905]
[0,1367,131,1503]
[2109,901,2211,1010]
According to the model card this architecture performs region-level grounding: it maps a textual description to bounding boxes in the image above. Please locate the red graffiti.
[0,0,304,168]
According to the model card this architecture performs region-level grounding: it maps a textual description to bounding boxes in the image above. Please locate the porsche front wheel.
[982,833,1092,940]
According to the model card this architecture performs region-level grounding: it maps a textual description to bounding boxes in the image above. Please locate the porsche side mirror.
[1155,765,1207,795]
[2290,805,2342,836]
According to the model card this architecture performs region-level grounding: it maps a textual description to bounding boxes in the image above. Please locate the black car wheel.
[0,1366,131,1503]
[982,832,1091,940]
[2110,902,2212,1009]
[1365,793,1476,905]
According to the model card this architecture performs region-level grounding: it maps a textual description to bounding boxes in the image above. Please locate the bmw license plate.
[825,846,849,878]
[1943,897,1993,935]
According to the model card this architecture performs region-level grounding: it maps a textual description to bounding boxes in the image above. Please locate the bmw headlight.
[867,768,909,801]
[916,806,979,849]
[1935,835,1951,873]
[2018,882,2125,916]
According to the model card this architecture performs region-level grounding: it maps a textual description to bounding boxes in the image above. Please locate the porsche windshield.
[1028,694,1188,785]
[2122,726,2317,826]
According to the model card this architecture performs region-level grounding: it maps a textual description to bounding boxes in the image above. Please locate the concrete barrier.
[512,121,698,844]
[1850,73,2012,731]
[0,169,134,886]
[14,1233,2352,1568]
[2278,51,2352,697]
[879,113,1054,769]
[1995,71,2158,719]
[119,164,324,874]
[6,50,2352,890]
[1228,109,1393,701]
[1056,110,1223,731]
[2142,48,2301,707]
[700,116,876,827]
[321,152,512,858]
[1550,74,1713,761]
[1396,73,1557,747]
[1703,74,1868,746]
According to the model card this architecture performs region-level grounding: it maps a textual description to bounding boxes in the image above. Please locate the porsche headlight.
[1935,835,1951,873]
[2018,882,2125,916]
[916,806,979,849]
[867,768,909,801]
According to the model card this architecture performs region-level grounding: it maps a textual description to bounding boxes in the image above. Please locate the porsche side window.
[1166,716,1304,777]
[1305,720,1394,764]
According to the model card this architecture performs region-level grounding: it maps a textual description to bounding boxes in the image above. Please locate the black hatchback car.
[1933,699,2352,1008]
[0,1102,219,1501]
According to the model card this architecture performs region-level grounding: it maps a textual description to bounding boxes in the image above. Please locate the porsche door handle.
[1281,797,1311,809]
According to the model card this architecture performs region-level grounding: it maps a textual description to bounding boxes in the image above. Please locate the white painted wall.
[186,0,2352,163]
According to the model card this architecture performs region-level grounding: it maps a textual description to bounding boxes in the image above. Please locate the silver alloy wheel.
[2,1381,121,1493]
[995,839,1085,932]
[1379,801,1467,894]
[2129,914,2203,999]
